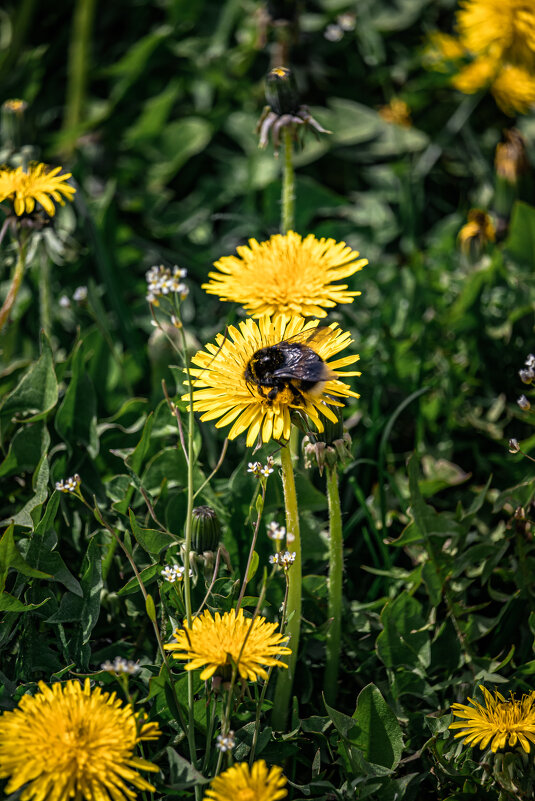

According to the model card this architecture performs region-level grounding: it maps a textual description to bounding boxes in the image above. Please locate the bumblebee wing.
[283,326,333,348]
[273,344,333,382]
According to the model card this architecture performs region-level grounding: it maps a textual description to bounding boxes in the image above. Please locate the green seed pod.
[191,506,221,553]
[265,67,300,116]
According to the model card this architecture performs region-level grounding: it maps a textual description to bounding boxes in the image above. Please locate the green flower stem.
[177,321,200,795]
[39,258,51,337]
[281,127,295,234]
[324,463,343,706]
[272,441,301,730]
[0,238,27,332]
[62,0,97,155]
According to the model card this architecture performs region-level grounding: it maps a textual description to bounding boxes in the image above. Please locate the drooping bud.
[458,209,496,260]
[494,129,531,222]
[191,506,221,554]
[265,66,300,116]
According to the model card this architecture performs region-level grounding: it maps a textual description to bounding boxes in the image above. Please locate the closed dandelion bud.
[191,506,221,553]
[494,129,531,222]
[303,408,352,475]
[265,67,300,116]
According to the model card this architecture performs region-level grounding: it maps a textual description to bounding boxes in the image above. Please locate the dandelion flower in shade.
[0,163,76,216]
[203,760,287,801]
[164,608,292,681]
[0,678,160,801]
[185,315,360,448]
[450,685,535,753]
[458,209,496,255]
[456,0,535,66]
[203,231,367,318]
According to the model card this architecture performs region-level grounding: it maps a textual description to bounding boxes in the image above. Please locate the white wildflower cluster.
[55,474,81,494]
[269,551,296,568]
[161,564,194,583]
[324,12,356,41]
[216,731,235,752]
[266,522,286,541]
[247,456,274,478]
[58,286,87,309]
[146,264,188,305]
[519,353,535,384]
[101,657,140,675]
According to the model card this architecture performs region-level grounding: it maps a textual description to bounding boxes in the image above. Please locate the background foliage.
[2,0,535,799]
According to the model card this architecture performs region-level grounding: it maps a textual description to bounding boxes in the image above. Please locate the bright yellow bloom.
[450,685,535,753]
[0,678,160,801]
[185,315,359,447]
[457,0,535,66]
[203,231,367,319]
[492,63,535,114]
[0,163,76,216]
[378,99,412,127]
[424,32,466,70]
[452,55,498,93]
[458,209,496,254]
[165,608,292,682]
[204,760,287,801]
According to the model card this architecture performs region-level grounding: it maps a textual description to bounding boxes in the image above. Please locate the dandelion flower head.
[164,608,292,682]
[457,0,535,67]
[0,678,160,801]
[203,231,367,318]
[203,760,287,801]
[450,685,535,753]
[185,315,360,447]
[0,163,76,216]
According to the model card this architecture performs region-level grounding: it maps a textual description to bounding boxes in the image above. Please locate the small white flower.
[55,474,81,494]
[337,12,356,30]
[247,461,263,477]
[216,731,235,752]
[509,438,521,454]
[324,23,343,41]
[267,522,286,541]
[269,551,296,568]
[59,295,70,308]
[518,395,531,410]
[526,354,535,369]
[101,656,140,675]
[73,286,88,302]
[260,464,274,477]
[161,566,178,582]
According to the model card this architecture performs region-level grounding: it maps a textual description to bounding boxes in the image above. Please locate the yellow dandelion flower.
[203,231,367,319]
[491,62,535,114]
[452,54,498,93]
[164,608,292,682]
[184,315,360,448]
[457,0,535,67]
[458,209,496,254]
[204,760,287,801]
[0,162,76,216]
[0,678,160,801]
[450,685,535,753]
[495,128,529,183]
[424,32,466,71]
[378,98,412,127]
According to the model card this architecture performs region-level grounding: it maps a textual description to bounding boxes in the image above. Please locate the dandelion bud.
[458,210,496,259]
[303,407,352,474]
[191,506,221,553]
[518,395,531,410]
[265,66,300,116]
[495,129,529,185]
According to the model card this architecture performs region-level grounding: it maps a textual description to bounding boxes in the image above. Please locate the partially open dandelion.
[203,231,366,319]
[203,760,287,801]
[458,209,496,255]
[164,608,292,682]
[0,678,160,801]
[185,315,359,448]
[450,685,535,753]
[0,163,76,216]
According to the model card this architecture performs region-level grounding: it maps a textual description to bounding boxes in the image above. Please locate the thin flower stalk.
[272,442,301,730]
[281,126,295,234]
[0,237,27,331]
[324,462,343,706]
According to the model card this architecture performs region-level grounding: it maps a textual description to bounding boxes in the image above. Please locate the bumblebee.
[244,329,334,403]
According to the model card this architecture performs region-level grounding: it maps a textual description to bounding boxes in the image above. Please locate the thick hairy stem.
[0,239,26,331]
[272,442,301,730]
[324,464,343,706]
[280,127,295,234]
